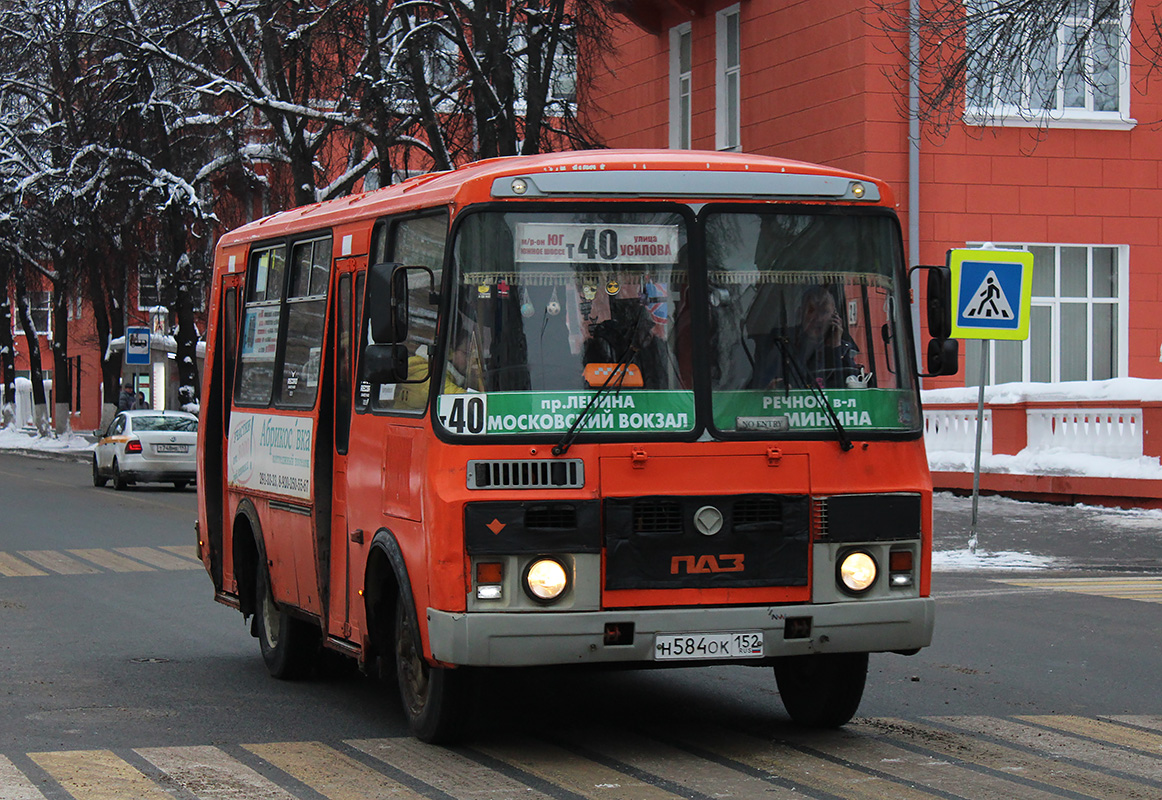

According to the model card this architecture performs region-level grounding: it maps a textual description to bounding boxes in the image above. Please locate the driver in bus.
[751,285,867,390]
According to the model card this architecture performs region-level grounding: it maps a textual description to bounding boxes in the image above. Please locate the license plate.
[155,444,189,453]
[654,631,764,661]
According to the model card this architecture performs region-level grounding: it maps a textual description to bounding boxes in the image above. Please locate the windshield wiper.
[771,337,854,452]
[552,340,637,457]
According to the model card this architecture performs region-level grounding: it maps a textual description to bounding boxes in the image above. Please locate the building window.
[966,0,1131,127]
[16,291,52,336]
[715,5,741,151]
[669,23,692,149]
[965,243,1127,385]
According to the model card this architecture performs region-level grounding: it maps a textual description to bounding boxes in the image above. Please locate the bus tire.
[255,560,318,680]
[394,597,468,743]
[774,652,868,728]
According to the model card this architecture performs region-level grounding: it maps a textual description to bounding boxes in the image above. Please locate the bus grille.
[467,459,584,490]
[632,500,683,534]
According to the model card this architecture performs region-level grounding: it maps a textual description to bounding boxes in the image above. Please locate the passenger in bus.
[751,285,864,390]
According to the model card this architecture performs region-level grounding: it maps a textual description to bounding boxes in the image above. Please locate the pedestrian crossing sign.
[948,248,1033,340]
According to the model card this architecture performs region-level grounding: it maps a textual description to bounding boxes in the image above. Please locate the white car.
[93,409,199,490]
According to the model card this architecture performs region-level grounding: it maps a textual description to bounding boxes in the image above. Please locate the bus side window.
[278,236,332,408]
[336,273,352,453]
[355,272,371,411]
[236,246,285,406]
[222,287,238,428]
[371,211,448,413]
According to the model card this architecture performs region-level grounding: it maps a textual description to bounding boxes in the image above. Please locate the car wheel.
[111,459,128,491]
[774,652,868,728]
[92,455,108,488]
[255,559,318,679]
[395,593,469,743]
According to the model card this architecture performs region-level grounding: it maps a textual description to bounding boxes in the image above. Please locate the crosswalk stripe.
[244,741,427,800]
[349,737,558,800]
[0,755,48,800]
[136,745,298,800]
[29,750,171,800]
[1108,715,1162,734]
[160,544,201,563]
[1016,715,1162,756]
[995,577,1162,605]
[69,549,155,573]
[0,552,47,577]
[673,723,947,800]
[17,550,100,575]
[116,546,203,570]
[936,716,1162,783]
[782,720,1069,800]
[473,738,689,800]
[876,718,1153,799]
[557,728,824,800]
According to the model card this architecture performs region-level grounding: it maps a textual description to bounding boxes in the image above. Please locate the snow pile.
[0,426,95,455]
[922,377,1162,405]
[933,548,1056,571]
[926,449,1162,480]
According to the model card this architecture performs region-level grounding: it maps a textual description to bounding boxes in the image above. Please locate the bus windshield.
[705,209,918,435]
[435,206,918,439]
[437,209,693,437]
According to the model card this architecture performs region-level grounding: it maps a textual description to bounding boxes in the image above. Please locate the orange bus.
[196,149,956,742]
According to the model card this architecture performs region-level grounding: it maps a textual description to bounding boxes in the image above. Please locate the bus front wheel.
[774,652,868,728]
[394,599,467,743]
[255,561,318,679]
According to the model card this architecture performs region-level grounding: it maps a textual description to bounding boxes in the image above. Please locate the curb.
[0,447,95,464]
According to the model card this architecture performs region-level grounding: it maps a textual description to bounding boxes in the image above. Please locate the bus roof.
[218,149,894,247]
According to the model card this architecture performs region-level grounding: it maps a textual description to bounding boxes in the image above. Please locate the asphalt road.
[2,451,1161,799]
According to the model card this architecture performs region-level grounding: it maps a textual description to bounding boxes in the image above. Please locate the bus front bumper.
[426,597,935,667]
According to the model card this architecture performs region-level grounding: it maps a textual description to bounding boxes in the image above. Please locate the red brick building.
[589,0,1155,389]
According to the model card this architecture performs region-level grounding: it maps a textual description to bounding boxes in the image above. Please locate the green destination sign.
[436,390,696,435]
[713,389,916,432]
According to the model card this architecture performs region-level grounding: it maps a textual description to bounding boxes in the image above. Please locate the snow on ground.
[932,549,1057,571]
[0,426,95,456]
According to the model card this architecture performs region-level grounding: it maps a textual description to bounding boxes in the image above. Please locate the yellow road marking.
[69,549,155,573]
[246,741,426,800]
[18,550,99,575]
[995,577,1162,604]
[29,750,171,800]
[0,552,47,577]
[1017,715,1162,755]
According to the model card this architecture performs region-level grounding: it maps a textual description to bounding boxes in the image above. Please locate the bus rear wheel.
[774,652,868,728]
[255,561,318,679]
[394,598,467,743]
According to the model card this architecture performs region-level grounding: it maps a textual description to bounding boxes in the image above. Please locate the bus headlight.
[838,550,878,595]
[523,557,569,603]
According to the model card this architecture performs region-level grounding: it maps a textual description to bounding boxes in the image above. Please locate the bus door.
[327,261,363,641]
[204,270,243,592]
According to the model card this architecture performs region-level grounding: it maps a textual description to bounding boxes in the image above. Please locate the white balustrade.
[1026,408,1143,459]
[922,408,992,455]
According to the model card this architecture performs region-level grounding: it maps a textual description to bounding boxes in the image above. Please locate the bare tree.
[875,0,1144,134]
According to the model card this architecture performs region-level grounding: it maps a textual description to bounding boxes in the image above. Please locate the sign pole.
[946,246,1034,560]
[969,344,988,555]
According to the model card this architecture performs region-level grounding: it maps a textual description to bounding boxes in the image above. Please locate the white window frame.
[17,290,52,337]
[669,22,692,149]
[715,5,741,151]
[964,0,1134,130]
[964,242,1129,385]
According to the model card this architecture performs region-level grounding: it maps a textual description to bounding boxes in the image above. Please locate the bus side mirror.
[368,262,406,343]
[362,343,410,384]
[925,337,959,377]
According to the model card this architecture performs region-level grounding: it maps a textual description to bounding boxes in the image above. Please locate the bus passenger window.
[279,237,332,408]
[236,246,285,406]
